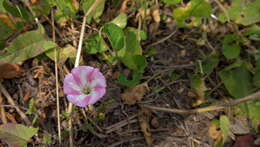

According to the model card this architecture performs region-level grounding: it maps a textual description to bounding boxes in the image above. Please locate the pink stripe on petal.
[87,68,98,83]
[67,94,88,107]
[77,95,91,107]
[71,72,82,87]
[64,85,81,95]
[73,66,94,86]
[90,78,106,88]
[64,74,81,90]
[94,85,106,97]
[87,94,99,105]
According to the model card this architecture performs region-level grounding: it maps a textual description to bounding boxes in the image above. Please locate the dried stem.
[0,92,7,124]
[51,9,61,144]
[67,0,103,146]
[143,90,260,114]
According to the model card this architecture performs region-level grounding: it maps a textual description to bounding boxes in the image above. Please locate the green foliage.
[111,13,128,28]
[219,0,260,26]
[117,71,142,87]
[201,53,219,74]
[0,25,57,64]
[172,0,212,27]
[253,59,260,87]
[0,19,14,41]
[103,23,125,51]
[162,0,182,5]
[84,33,109,54]
[219,63,253,98]
[0,123,38,147]
[220,115,231,144]
[222,34,242,59]
[2,0,32,20]
[46,44,77,64]
[81,0,105,23]
[31,1,51,16]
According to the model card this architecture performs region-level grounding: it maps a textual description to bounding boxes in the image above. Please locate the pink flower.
[63,66,106,107]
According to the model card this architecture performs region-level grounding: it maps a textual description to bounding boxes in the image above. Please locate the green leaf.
[202,53,219,74]
[45,44,77,64]
[0,0,6,12]
[84,33,109,54]
[219,64,253,98]
[111,13,128,28]
[162,0,182,5]
[82,0,105,23]
[222,34,241,59]
[125,27,147,41]
[0,26,57,64]
[0,18,14,41]
[219,0,260,26]
[0,123,38,147]
[253,71,260,87]
[220,115,230,143]
[121,55,147,71]
[3,0,32,20]
[103,23,125,51]
[243,25,260,36]
[52,0,77,23]
[247,100,260,128]
[31,0,51,16]
[253,59,260,87]
[173,0,212,27]
[117,71,142,87]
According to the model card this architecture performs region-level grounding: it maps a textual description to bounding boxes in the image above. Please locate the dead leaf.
[0,63,25,79]
[138,107,153,146]
[151,7,160,23]
[121,83,148,105]
[5,112,17,123]
[120,0,132,13]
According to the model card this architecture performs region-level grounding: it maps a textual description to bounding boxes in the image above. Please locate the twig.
[0,83,31,125]
[0,92,7,124]
[143,90,260,114]
[67,0,103,146]
[51,9,61,144]
[146,30,177,48]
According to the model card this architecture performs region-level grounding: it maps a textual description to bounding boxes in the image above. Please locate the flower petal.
[67,94,90,107]
[88,86,106,105]
[90,71,106,88]
[71,66,94,86]
[63,73,81,94]
[64,66,107,106]
[64,84,81,95]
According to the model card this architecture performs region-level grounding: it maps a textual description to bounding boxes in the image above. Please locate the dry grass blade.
[51,9,61,144]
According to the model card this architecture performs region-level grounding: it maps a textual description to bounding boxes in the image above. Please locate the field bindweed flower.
[63,66,106,107]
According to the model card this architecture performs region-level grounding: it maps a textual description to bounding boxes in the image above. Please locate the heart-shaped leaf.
[0,26,57,65]
[0,123,38,147]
